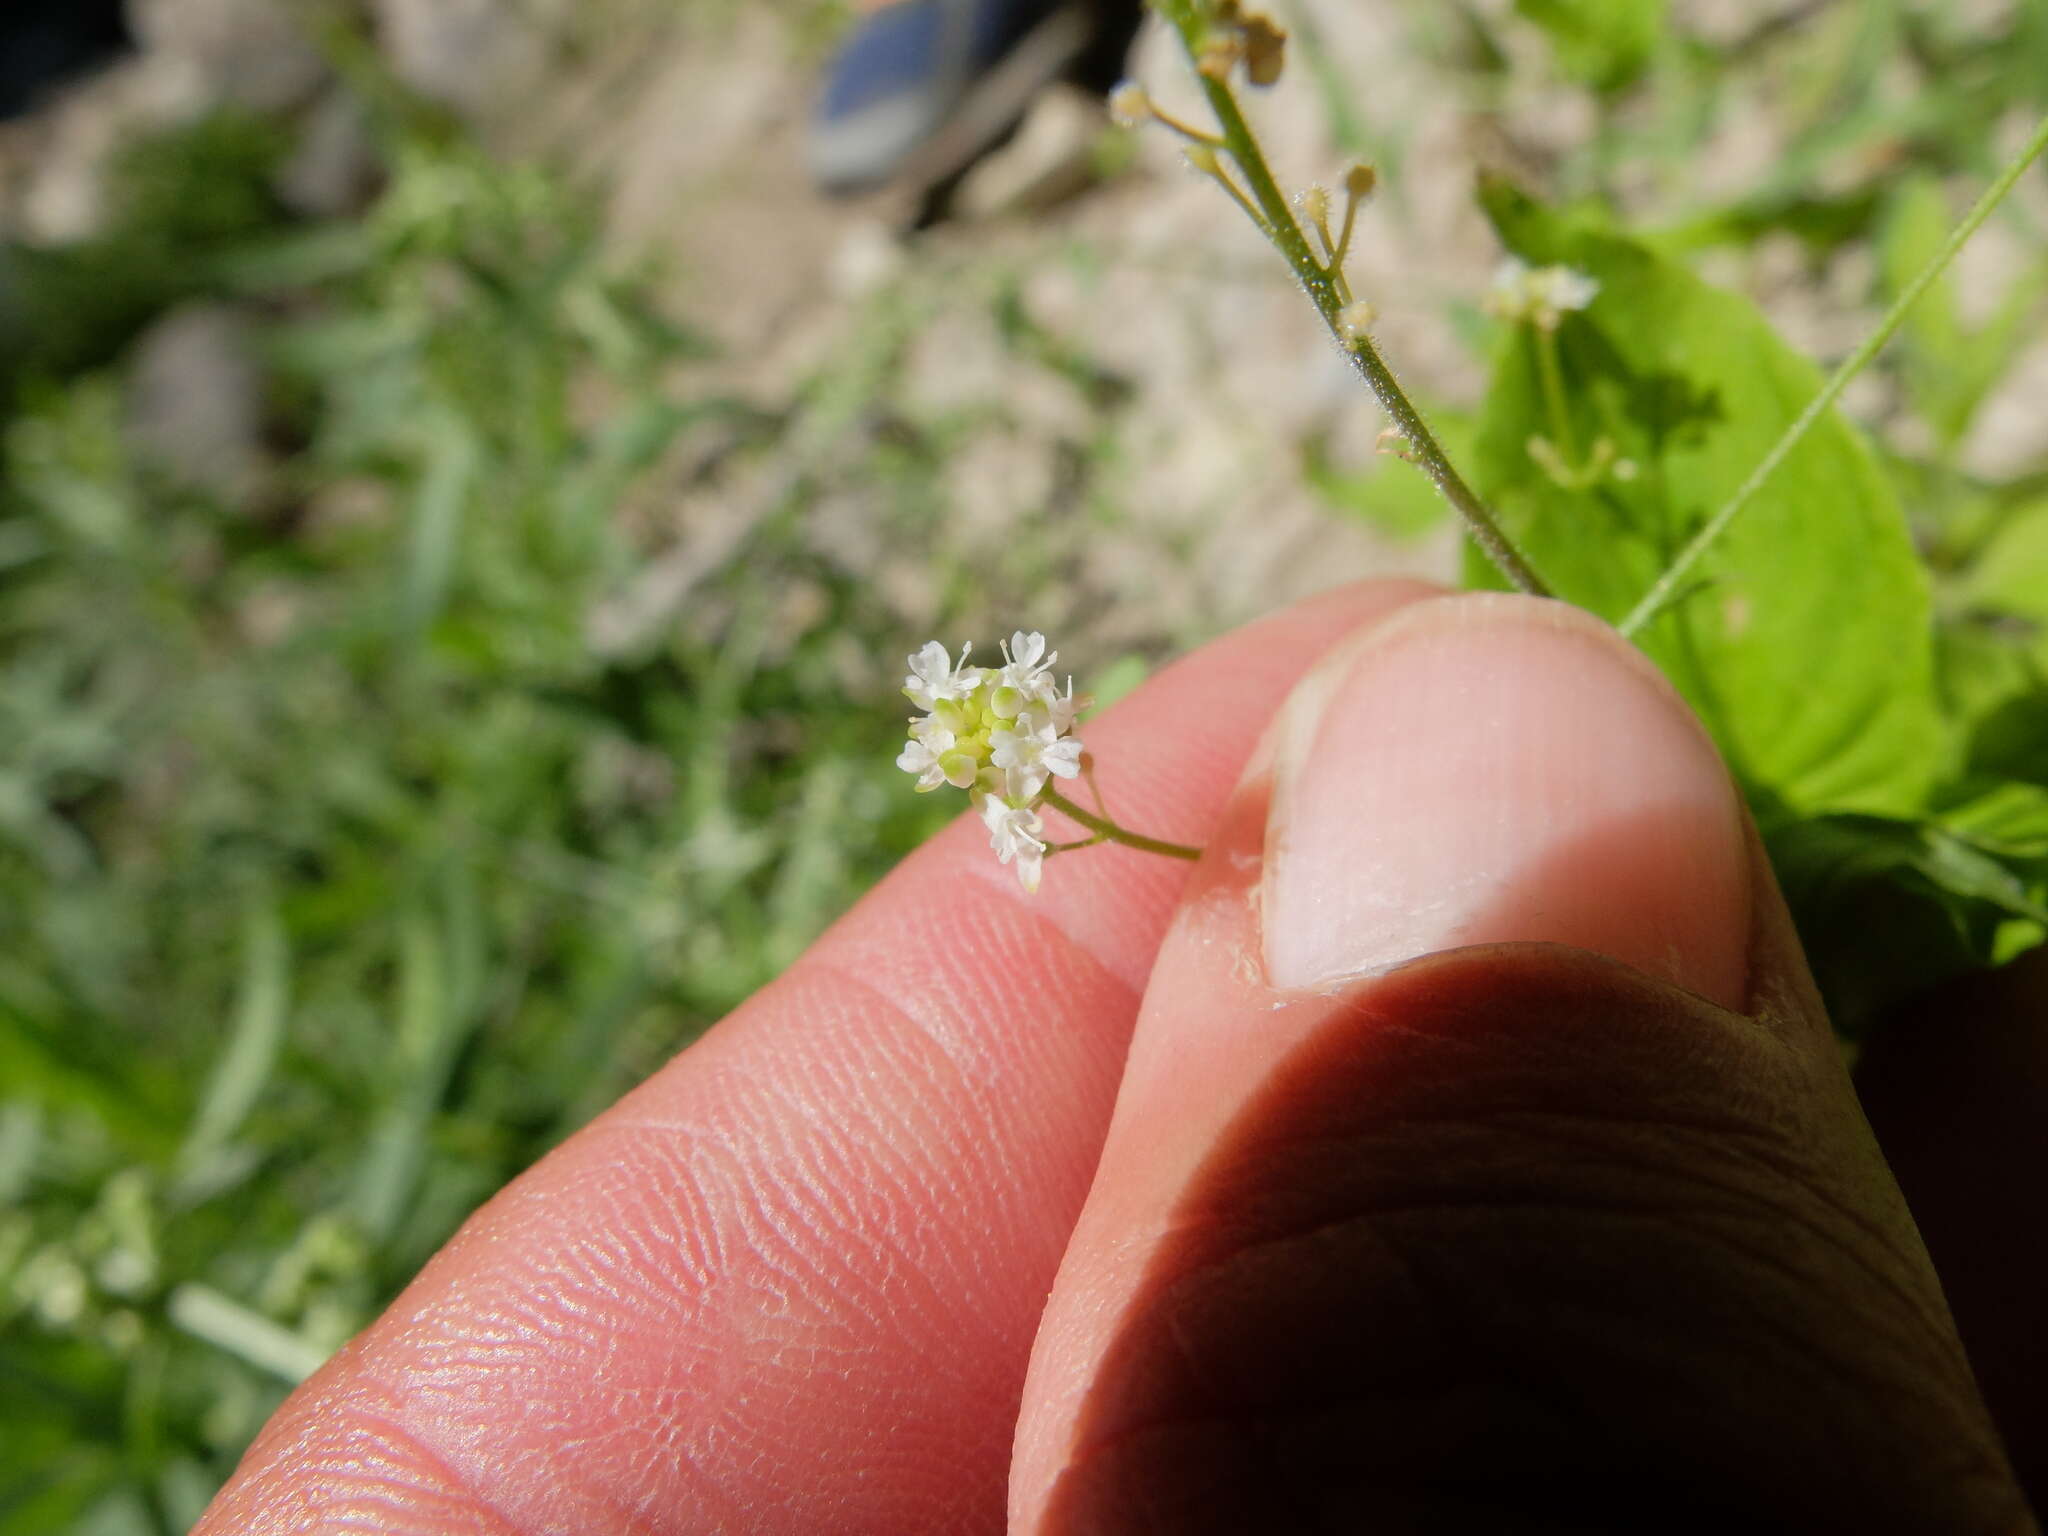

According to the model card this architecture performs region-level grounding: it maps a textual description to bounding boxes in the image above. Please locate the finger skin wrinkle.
[954,837,1189,996]
[201,1396,534,1536]
[291,929,1104,1530]
[1419,1101,1956,1347]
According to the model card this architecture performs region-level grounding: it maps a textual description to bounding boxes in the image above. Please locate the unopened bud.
[1298,183,1332,226]
[1343,161,1378,200]
[1243,14,1288,86]
[1108,80,1153,128]
[1337,300,1378,340]
[1183,143,1224,178]
[1197,38,1242,81]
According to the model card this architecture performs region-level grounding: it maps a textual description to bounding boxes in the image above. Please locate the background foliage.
[5,0,2048,1528]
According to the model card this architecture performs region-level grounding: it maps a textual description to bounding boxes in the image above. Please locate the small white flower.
[997,631,1057,696]
[894,629,1093,889]
[1485,257,1598,329]
[1044,676,1090,736]
[1486,255,1531,312]
[895,719,956,791]
[1529,264,1599,315]
[903,640,980,711]
[991,707,1083,801]
[982,797,1047,893]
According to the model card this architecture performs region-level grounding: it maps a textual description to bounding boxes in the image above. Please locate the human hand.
[196,583,2042,1533]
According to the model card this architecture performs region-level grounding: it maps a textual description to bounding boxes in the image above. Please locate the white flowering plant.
[896,632,1195,891]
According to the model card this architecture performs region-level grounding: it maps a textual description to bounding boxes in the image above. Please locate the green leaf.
[1471,180,1945,821]
[1764,814,2025,1038]
[1939,780,2048,858]
[1514,0,1665,92]
[1964,497,2048,641]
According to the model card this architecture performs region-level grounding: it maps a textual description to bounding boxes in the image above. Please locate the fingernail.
[1262,593,1752,1011]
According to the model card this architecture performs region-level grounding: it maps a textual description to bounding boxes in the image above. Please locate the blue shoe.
[809,0,1095,196]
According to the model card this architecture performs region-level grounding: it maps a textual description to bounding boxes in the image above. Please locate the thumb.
[1011,594,2033,1534]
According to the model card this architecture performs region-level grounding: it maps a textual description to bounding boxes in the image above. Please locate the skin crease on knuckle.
[1041,950,2033,1536]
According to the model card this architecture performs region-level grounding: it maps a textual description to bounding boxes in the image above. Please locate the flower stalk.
[1136,0,1553,598]
[1040,786,1201,860]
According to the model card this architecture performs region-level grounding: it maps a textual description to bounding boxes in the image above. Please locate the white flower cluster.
[895,632,1090,892]
[1485,256,1600,330]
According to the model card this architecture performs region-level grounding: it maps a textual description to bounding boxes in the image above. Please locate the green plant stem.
[1620,109,2048,639]
[1041,786,1202,860]
[1533,324,1578,466]
[1152,2,1551,598]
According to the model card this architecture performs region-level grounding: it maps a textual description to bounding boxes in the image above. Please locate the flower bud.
[1108,81,1153,128]
[1337,300,1378,340]
[939,750,981,790]
[1197,36,1242,80]
[1343,161,1378,200]
[1298,184,1332,226]
[1243,14,1288,86]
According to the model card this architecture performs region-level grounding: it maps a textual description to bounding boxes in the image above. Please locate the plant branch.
[1041,786,1201,860]
[1151,1,1552,598]
[1620,109,2048,639]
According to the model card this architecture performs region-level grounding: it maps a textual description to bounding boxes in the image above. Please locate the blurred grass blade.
[402,412,480,630]
[173,907,290,1195]
[350,876,485,1246]
[166,1283,328,1384]
[0,1100,41,1205]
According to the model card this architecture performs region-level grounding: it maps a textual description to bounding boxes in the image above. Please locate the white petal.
[1005,763,1048,802]
[1014,842,1043,893]
[1041,738,1083,779]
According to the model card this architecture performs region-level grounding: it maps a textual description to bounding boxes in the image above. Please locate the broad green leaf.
[1471,181,1944,821]
[1514,0,1665,92]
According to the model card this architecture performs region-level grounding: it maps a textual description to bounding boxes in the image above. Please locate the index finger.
[196,580,1436,1535]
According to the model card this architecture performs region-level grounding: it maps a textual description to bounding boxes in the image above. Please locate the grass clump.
[0,110,948,1532]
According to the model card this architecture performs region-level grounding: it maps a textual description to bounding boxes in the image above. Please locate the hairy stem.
[1150,1,1552,598]
[1620,109,2048,638]
[1041,786,1202,861]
